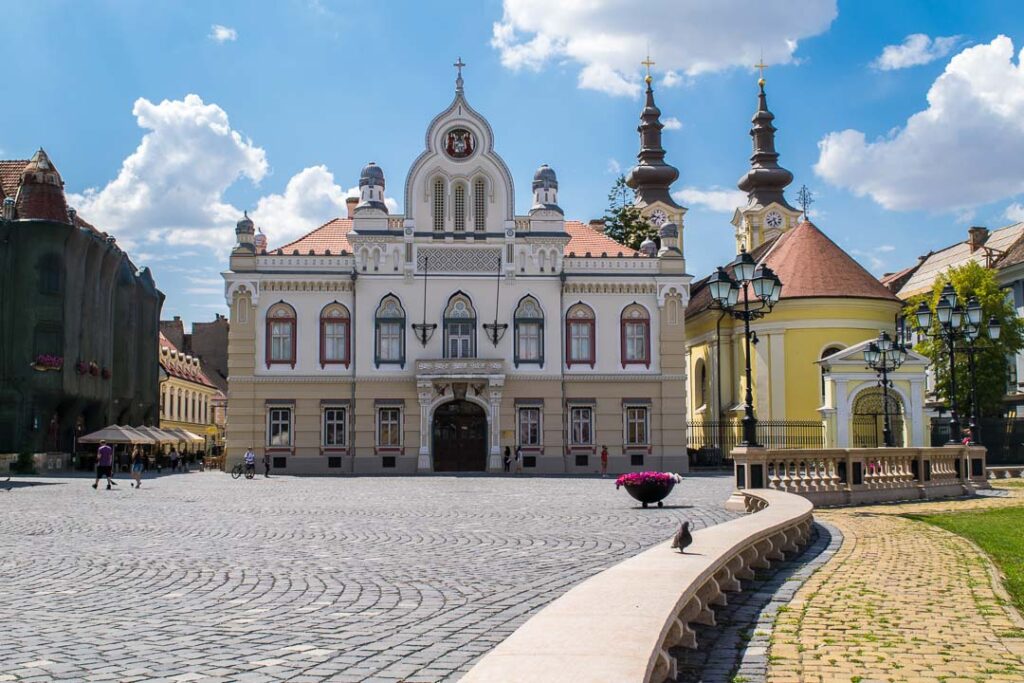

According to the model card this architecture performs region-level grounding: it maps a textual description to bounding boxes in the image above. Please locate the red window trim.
[319,316,351,368]
[565,318,596,368]
[265,316,297,369]
[620,318,651,369]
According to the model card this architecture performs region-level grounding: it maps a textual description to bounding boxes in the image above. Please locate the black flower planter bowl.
[623,481,675,508]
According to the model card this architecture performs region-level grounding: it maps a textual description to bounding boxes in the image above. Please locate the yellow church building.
[685,80,919,456]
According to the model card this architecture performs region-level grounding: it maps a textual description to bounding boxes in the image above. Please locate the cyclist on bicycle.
[243,447,256,477]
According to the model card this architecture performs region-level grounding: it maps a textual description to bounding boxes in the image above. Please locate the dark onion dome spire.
[14,148,70,223]
[235,210,254,236]
[625,78,682,209]
[356,161,388,213]
[737,79,795,211]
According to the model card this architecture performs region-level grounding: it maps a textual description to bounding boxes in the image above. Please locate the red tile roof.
[0,159,27,199]
[563,220,638,257]
[159,332,217,388]
[688,221,899,318]
[270,218,639,257]
[273,218,353,254]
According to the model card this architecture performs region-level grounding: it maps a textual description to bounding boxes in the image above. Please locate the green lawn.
[906,505,1024,615]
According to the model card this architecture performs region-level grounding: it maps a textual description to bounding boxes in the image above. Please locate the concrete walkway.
[768,487,1024,683]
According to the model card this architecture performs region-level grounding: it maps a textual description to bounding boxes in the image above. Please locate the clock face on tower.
[649,209,668,226]
[765,210,783,230]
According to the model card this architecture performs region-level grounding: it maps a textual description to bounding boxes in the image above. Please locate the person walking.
[514,445,523,474]
[600,445,609,477]
[169,447,179,473]
[503,446,511,473]
[92,440,116,490]
[263,450,271,478]
[130,446,145,488]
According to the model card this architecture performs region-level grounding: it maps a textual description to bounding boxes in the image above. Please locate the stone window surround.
[265,401,294,452]
[375,400,404,453]
[265,301,297,369]
[321,403,348,453]
[516,403,543,451]
[623,399,652,450]
[319,302,351,369]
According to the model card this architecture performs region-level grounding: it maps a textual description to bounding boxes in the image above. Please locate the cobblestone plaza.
[0,473,736,682]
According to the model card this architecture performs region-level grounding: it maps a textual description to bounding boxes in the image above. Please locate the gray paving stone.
[1,472,735,681]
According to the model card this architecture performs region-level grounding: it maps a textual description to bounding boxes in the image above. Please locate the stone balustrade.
[988,465,1024,479]
[461,489,813,683]
[729,445,988,508]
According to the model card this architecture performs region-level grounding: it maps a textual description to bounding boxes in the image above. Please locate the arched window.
[375,295,406,367]
[566,303,596,368]
[620,303,651,368]
[453,183,466,231]
[320,302,351,368]
[265,302,297,368]
[443,293,477,359]
[695,358,707,409]
[433,178,445,231]
[820,346,843,404]
[473,178,486,231]
[514,296,544,366]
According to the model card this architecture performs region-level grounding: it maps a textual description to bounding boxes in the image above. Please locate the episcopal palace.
[223,66,692,474]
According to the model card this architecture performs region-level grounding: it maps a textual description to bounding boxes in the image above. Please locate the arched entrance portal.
[432,400,487,472]
[852,387,905,448]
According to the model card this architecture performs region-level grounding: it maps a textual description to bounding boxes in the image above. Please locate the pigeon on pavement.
[671,521,692,553]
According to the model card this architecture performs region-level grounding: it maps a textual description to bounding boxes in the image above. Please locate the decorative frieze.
[563,282,658,295]
[417,247,501,273]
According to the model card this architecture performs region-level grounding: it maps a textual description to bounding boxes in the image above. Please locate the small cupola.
[356,162,388,214]
[530,164,562,214]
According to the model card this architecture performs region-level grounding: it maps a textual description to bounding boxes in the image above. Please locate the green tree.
[603,175,656,250]
[904,261,1024,420]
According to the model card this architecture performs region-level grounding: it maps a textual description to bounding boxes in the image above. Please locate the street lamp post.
[707,249,783,446]
[913,284,1001,445]
[864,330,908,447]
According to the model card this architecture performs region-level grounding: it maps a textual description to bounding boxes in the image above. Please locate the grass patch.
[905,506,1024,614]
[992,479,1024,489]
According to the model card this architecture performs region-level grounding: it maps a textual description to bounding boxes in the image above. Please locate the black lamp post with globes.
[864,330,908,448]
[707,248,783,447]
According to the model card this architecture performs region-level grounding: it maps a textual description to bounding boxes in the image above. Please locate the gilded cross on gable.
[641,55,655,76]
[453,57,466,77]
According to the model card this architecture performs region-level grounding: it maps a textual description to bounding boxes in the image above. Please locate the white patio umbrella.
[78,425,155,444]
[133,425,180,444]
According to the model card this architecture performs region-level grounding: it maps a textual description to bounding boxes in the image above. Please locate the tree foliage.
[603,175,656,250]
[903,261,1024,419]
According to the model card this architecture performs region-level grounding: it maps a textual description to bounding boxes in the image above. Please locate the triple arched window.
[266,302,297,368]
[566,303,596,368]
[620,304,651,368]
[375,295,406,367]
[320,302,351,368]
[514,296,544,366]
[443,293,477,359]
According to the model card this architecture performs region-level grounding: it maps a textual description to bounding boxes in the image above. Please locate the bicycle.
[231,462,256,480]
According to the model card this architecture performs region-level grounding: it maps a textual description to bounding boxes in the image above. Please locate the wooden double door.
[432,400,487,472]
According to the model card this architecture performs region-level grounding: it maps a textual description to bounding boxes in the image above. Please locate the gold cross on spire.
[754,51,767,87]
[641,54,655,84]
[453,57,466,77]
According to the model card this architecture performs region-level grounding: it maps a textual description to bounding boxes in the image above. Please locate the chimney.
[968,226,989,252]
[346,196,359,219]
[588,219,605,232]
[173,315,181,321]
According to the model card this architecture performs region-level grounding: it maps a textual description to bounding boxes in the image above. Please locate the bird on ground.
[0,477,11,492]
[671,521,692,553]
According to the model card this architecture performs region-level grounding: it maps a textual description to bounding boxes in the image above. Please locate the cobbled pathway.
[0,472,736,682]
[767,487,1024,683]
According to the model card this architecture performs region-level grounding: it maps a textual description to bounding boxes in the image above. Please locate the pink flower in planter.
[615,471,682,489]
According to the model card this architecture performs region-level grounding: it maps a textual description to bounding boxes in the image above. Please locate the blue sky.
[5,0,1024,325]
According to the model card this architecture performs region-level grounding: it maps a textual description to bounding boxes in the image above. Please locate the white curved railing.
[461,489,813,683]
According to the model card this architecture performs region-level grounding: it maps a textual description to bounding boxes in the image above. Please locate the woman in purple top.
[92,441,116,490]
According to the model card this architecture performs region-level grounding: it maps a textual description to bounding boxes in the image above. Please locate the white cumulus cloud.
[871,33,961,71]
[491,0,837,96]
[251,165,397,247]
[662,116,682,131]
[69,94,268,251]
[815,36,1024,213]
[1005,202,1024,223]
[209,25,237,43]
[673,186,747,213]
[68,94,395,255]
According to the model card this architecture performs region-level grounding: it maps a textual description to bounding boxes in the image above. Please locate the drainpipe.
[715,311,727,459]
[560,270,567,473]
[350,271,358,472]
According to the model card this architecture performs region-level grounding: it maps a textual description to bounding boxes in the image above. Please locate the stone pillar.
[834,379,850,448]
[417,381,433,473]
[488,383,504,471]
[908,378,925,447]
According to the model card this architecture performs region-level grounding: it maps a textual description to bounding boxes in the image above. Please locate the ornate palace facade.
[223,67,691,474]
